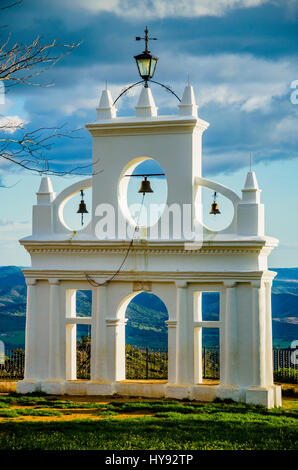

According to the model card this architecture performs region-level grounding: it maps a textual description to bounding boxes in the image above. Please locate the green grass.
[0,395,297,450]
[0,394,112,410]
[0,408,62,417]
[274,368,298,384]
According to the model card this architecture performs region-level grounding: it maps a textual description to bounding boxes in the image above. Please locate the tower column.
[48,279,64,381]
[65,289,76,381]
[24,279,38,380]
[251,281,266,387]
[193,292,202,384]
[222,282,238,385]
[264,280,274,386]
[91,286,107,381]
[176,282,194,384]
[246,280,281,407]
[105,318,128,382]
[165,320,178,384]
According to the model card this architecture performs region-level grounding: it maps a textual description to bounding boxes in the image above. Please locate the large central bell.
[138,176,153,195]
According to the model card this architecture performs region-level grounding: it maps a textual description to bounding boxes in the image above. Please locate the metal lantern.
[209,191,221,215]
[138,176,154,195]
[77,189,88,226]
[135,27,158,87]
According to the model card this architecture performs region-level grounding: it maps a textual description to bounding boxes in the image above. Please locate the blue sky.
[0,0,297,267]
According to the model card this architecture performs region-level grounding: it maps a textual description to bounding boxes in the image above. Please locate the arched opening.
[124,292,168,380]
[61,187,92,232]
[118,157,167,229]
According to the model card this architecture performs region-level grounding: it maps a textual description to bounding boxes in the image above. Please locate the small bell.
[138,176,153,195]
[209,191,221,215]
[77,189,88,226]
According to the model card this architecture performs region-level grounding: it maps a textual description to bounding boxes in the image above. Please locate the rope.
[85,193,145,287]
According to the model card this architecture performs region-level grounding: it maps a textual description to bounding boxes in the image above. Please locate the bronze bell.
[138,176,153,195]
[209,192,221,215]
[77,190,88,226]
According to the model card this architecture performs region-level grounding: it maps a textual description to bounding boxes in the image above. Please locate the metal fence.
[202,347,220,379]
[0,349,25,380]
[1,345,297,383]
[126,345,168,380]
[272,348,298,384]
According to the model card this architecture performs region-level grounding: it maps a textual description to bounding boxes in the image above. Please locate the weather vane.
[136,26,157,53]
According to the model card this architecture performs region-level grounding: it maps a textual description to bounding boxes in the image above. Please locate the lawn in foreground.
[0,394,297,450]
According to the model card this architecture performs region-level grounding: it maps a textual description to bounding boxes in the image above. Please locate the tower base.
[16,379,282,408]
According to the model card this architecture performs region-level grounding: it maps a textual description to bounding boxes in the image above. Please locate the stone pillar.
[264,281,274,386]
[24,279,37,380]
[105,318,128,382]
[194,326,202,384]
[222,281,237,385]
[246,280,281,408]
[193,292,202,384]
[165,320,177,384]
[176,282,194,384]
[65,289,76,381]
[251,281,266,387]
[91,286,107,381]
[48,279,63,380]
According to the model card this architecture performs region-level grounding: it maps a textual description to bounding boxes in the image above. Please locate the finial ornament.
[136,26,157,53]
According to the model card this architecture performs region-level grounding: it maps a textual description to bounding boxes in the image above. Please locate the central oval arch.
[118,157,168,229]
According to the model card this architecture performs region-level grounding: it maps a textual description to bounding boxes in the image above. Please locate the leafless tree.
[0,0,91,180]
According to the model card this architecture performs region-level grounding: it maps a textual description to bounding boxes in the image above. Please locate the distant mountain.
[0,266,297,350]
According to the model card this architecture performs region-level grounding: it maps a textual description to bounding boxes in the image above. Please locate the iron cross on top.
[136,27,157,53]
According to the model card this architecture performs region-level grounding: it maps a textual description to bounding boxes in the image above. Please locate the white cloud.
[273,115,298,143]
[25,53,292,118]
[0,115,26,134]
[158,53,291,113]
[0,219,30,231]
[69,0,270,18]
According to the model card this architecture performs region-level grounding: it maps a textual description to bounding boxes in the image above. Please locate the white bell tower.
[17,53,281,408]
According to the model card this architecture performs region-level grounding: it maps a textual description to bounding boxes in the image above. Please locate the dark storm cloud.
[1,0,297,177]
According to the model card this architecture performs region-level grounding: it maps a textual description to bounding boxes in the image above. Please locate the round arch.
[118,157,168,229]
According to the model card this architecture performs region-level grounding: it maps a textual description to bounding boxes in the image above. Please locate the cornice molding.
[21,269,277,284]
[20,240,274,256]
[85,116,208,137]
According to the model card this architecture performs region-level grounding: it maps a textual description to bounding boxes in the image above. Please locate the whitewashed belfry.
[18,73,281,407]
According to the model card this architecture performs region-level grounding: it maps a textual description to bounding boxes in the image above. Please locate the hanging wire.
[85,193,146,287]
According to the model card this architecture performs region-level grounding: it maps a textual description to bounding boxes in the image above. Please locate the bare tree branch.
[0,124,97,176]
[0,35,82,87]
[0,2,91,179]
[0,1,23,12]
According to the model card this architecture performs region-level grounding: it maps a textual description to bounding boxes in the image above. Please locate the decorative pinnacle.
[136,26,157,53]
